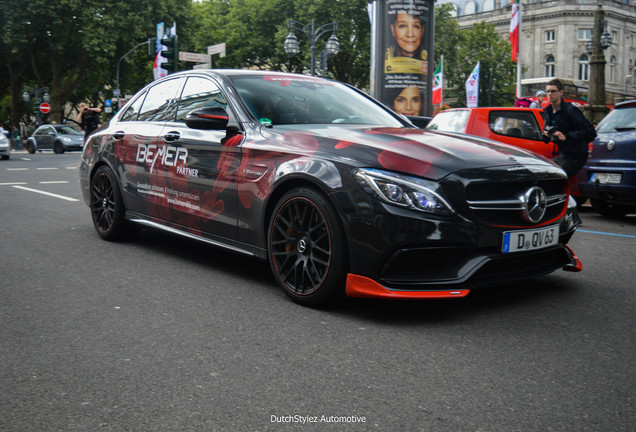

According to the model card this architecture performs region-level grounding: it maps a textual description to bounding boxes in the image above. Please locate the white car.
[0,133,10,160]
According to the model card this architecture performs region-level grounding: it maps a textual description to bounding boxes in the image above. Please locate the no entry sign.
[39,102,51,114]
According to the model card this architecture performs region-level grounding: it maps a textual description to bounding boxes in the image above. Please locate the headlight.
[63,137,71,142]
[354,168,454,215]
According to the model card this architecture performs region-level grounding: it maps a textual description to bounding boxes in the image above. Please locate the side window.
[137,78,183,122]
[489,111,542,141]
[176,77,228,123]
[120,92,146,122]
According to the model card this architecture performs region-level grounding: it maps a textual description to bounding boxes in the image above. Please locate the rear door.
[113,77,185,216]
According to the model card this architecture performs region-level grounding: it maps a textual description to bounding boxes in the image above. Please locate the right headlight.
[354,168,454,215]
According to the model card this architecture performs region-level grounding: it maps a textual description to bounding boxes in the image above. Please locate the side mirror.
[185,107,230,130]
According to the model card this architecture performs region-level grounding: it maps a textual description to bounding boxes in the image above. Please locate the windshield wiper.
[615,127,636,131]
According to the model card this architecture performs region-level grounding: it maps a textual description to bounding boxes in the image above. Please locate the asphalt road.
[1,151,635,432]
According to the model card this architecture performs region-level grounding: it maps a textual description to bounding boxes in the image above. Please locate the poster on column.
[380,0,433,117]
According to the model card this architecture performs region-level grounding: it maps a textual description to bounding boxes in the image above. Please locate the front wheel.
[26,141,35,154]
[53,141,65,154]
[90,165,129,240]
[268,188,348,307]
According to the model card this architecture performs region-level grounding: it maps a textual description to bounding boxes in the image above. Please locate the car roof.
[615,99,636,109]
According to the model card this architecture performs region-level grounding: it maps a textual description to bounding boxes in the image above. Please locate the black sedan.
[26,124,85,154]
[79,70,582,306]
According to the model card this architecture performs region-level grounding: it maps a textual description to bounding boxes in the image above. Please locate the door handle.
[113,131,125,140]
[164,131,181,142]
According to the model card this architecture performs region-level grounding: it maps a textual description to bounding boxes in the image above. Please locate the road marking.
[39,181,69,184]
[7,168,29,171]
[37,167,58,170]
[578,229,636,240]
[66,166,78,170]
[12,185,79,202]
[0,182,28,186]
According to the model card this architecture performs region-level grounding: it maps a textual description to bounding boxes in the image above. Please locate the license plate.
[591,172,622,184]
[502,225,560,253]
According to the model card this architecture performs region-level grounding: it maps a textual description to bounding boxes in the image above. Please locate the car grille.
[446,170,568,227]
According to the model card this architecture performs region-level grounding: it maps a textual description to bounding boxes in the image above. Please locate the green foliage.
[434,5,516,107]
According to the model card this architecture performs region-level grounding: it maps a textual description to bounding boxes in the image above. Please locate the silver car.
[0,133,10,160]
[25,124,84,154]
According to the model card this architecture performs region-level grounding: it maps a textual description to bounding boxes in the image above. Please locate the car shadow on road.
[127,228,582,324]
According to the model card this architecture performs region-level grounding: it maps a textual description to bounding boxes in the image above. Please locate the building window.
[609,56,616,83]
[578,29,592,41]
[463,1,476,15]
[482,0,496,12]
[545,30,555,42]
[578,54,590,81]
[545,55,555,77]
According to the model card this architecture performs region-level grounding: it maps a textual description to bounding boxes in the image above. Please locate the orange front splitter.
[345,274,470,299]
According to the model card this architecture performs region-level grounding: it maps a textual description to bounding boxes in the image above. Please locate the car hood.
[259,125,555,181]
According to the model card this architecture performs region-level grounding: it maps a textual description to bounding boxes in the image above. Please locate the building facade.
[438,0,636,103]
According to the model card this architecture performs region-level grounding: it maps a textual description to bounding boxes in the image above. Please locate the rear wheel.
[590,198,629,218]
[53,141,65,154]
[268,188,347,307]
[90,165,130,240]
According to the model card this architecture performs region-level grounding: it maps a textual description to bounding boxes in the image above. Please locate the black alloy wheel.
[90,165,128,240]
[53,141,64,154]
[268,188,347,306]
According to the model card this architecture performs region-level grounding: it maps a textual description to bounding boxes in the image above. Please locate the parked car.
[577,99,636,216]
[25,124,85,154]
[0,133,10,160]
[79,70,582,306]
[425,107,586,203]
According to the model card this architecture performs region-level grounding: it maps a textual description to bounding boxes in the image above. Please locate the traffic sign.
[39,102,51,114]
[207,43,226,57]
[104,99,112,107]
[179,51,209,63]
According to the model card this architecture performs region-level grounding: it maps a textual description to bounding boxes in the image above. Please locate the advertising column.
[370,0,434,117]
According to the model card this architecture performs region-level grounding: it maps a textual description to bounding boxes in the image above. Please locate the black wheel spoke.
[270,196,332,296]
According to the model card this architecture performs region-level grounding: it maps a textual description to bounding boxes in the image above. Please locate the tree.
[434,5,516,107]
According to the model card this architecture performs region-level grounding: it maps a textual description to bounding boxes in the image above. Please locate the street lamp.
[22,86,50,126]
[284,19,339,76]
[583,4,612,124]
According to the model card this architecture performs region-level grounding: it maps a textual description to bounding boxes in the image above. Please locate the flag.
[432,56,443,105]
[510,0,520,62]
[465,61,480,108]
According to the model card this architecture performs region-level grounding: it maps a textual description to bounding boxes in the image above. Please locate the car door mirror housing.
[185,107,230,130]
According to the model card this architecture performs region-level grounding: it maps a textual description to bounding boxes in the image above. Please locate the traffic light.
[160,35,178,74]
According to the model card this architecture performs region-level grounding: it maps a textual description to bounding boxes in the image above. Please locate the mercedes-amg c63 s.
[79,70,582,306]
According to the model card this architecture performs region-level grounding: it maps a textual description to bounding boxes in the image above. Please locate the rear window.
[596,106,636,133]
[426,111,470,133]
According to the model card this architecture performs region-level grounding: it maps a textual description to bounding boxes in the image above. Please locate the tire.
[267,188,348,307]
[26,141,36,154]
[90,165,130,241]
[590,198,629,218]
[53,141,65,154]
[1,155,8,160]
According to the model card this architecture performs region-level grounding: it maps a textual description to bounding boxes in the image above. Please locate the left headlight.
[354,168,454,215]
[63,137,71,143]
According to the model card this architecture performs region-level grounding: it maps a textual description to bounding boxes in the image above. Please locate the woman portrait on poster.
[387,11,427,62]
[390,85,423,116]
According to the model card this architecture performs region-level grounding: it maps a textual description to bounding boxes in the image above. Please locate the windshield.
[229,74,404,127]
[56,126,83,135]
[596,106,636,133]
[426,110,470,133]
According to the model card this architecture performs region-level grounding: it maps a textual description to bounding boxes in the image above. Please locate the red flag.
[510,0,520,62]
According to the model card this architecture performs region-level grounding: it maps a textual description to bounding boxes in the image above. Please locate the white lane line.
[37,167,58,170]
[7,168,29,171]
[12,185,79,202]
[0,182,28,186]
[39,181,69,184]
[65,166,78,170]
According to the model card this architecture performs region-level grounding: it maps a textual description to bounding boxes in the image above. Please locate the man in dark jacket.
[542,79,596,179]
